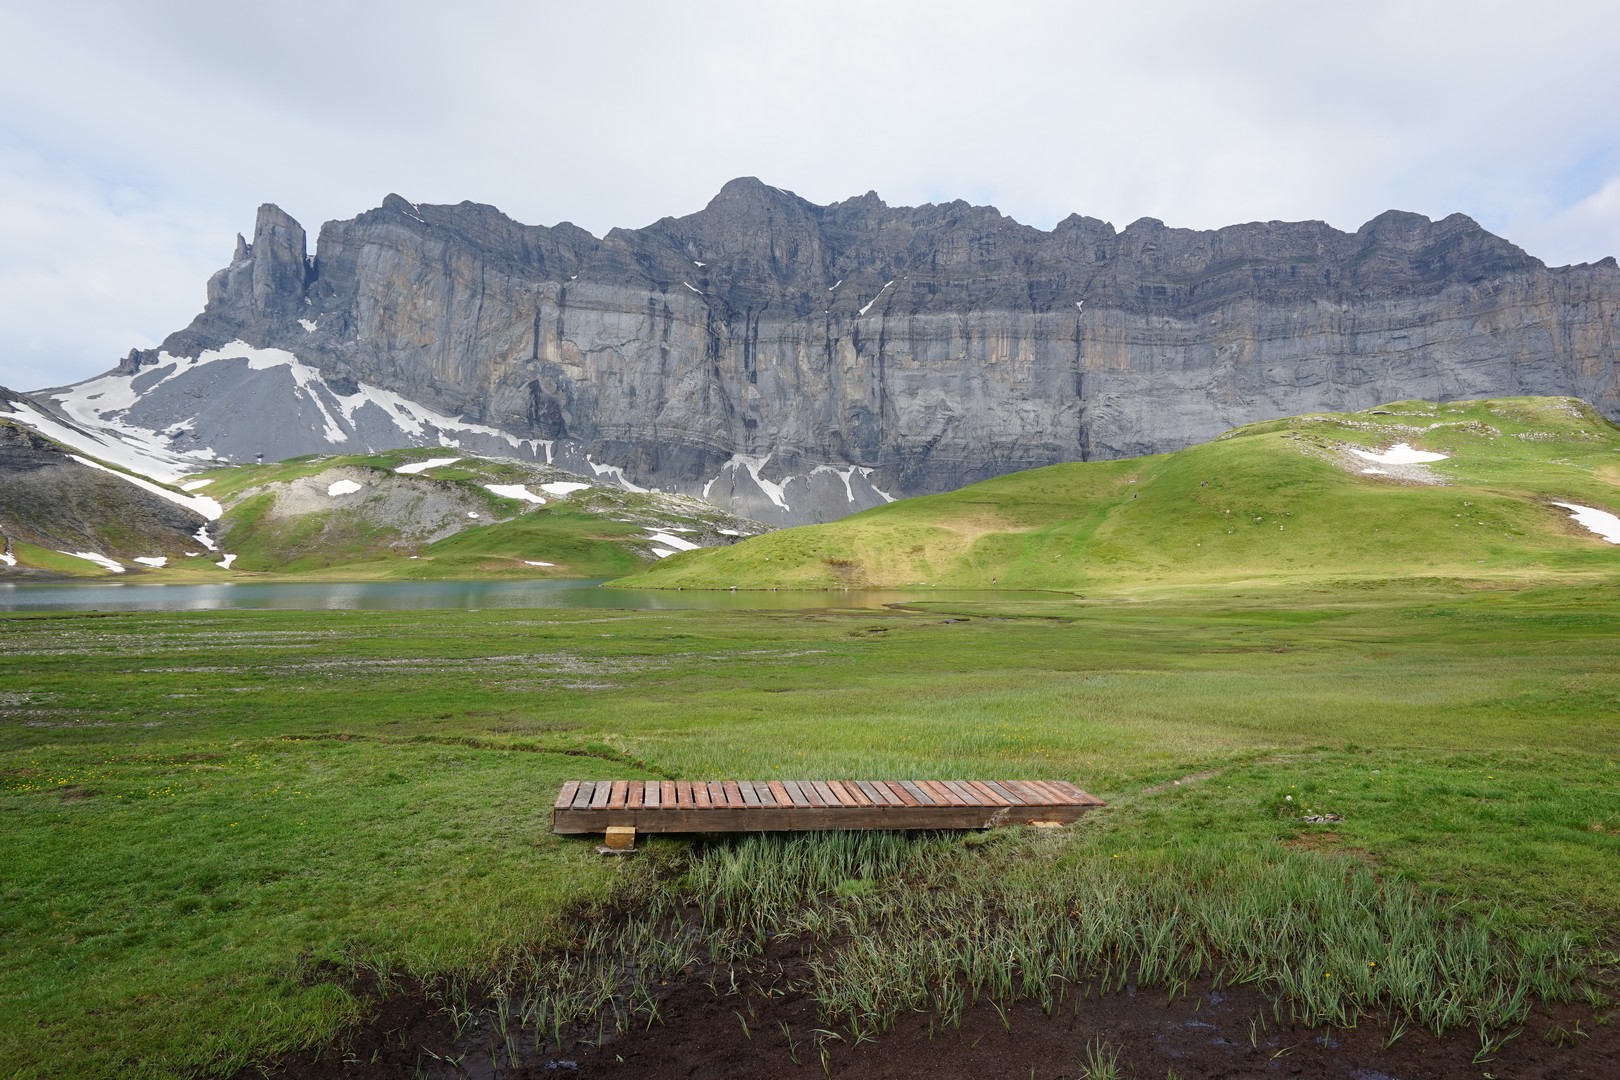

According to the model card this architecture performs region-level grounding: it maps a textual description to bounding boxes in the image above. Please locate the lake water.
[0,579,1050,613]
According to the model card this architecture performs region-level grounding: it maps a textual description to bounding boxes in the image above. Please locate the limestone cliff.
[118,179,1620,524]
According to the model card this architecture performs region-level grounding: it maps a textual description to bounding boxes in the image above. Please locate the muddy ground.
[241,966,1617,1080]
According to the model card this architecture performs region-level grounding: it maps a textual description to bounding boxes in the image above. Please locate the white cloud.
[2,0,1618,390]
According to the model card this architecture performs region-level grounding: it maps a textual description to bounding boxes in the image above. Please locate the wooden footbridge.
[553,779,1104,846]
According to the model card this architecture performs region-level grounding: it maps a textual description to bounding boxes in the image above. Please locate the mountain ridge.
[34,179,1620,525]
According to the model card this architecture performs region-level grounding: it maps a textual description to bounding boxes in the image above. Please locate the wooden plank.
[644,782,661,809]
[921,780,962,806]
[899,780,934,805]
[722,780,744,808]
[610,780,628,808]
[570,781,594,809]
[739,781,762,807]
[706,781,727,806]
[827,779,864,806]
[800,781,827,808]
[887,782,920,807]
[754,782,780,807]
[778,780,806,807]
[767,780,792,807]
[946,780,989,805]
[1018,781,1063,804]
[999,781,1045,805]
[1029,780,1073,804]
[626,781,643,808]
[590,782,612,809]
[555,780,580,811]
[693,781,711,808]
[807,780,836,806]
[858,780,897,806]
[661,781,676,807]
[981,780,1024,805]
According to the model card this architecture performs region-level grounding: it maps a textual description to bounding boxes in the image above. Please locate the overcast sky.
[4,0,1618,391]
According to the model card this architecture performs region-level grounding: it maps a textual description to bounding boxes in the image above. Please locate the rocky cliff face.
[108,179,1620,524]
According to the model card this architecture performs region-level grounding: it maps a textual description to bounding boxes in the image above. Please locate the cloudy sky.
[4,0,1618,391]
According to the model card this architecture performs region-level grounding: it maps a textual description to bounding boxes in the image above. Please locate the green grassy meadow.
[618,397,1620,592]
[3,580,1618,1076]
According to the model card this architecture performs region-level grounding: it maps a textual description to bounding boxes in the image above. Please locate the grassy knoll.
[2,581,1618,1076]
[616,396,1620,592]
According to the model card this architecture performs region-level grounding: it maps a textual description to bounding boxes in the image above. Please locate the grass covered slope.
[194,449,763,580]
[616,397,1620,592]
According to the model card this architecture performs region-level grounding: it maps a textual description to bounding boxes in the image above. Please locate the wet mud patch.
[235,967,1619,1080]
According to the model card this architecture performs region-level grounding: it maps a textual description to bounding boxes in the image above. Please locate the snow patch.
[1,398,212,485]
[467,512,480,519]
[860,466,897,503]
[394,457,461,474]
[523,560,555,567]
[216,554,236,570]
[683,281,701,294]
[298,318,318,332]
[1361,467,1389,475]
[180,478,213,491]
[1551,502,1620,544]
[810,463,862,503]
[0,551,15,567]
[585,457,648,493]
[858,281,892,317]
[484,483,546,504]
[692,260,705,267]
[710,454,791,510]
[133,556,168,568]
[646,531,699,551]
[327,479,364,496]
[717,529,742,537]
[61,551,125,573]
[1350,443,1449,465]
[540,481,590,496]
[193,526,218,552]
[69,455,223,520]
[650,547,678,559]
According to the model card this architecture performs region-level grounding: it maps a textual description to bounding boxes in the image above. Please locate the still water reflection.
[0,579,1052,613]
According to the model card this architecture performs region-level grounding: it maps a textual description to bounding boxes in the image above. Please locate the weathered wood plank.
[609,780,628,808]
[828,780,864,806]
[782,780,809,807]
[981,780,1023,805]
[571,781,594,810]
[888,782,920,807]
[555,780,580,810]
[739,781,761,807]
[722,781,744,807]
[899,780,933,805]
[961,780,1007,805]
[644,782,661,809]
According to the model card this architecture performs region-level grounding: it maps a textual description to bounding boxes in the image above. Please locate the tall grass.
[477,830,1585,1059]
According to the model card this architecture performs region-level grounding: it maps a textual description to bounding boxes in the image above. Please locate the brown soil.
[236,965,1618,1080]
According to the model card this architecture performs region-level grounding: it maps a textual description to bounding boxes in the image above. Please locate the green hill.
[613,397,1620,593]
[201,450,763,579]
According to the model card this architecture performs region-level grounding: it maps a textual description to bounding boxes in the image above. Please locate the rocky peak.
[249,203,311,315]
